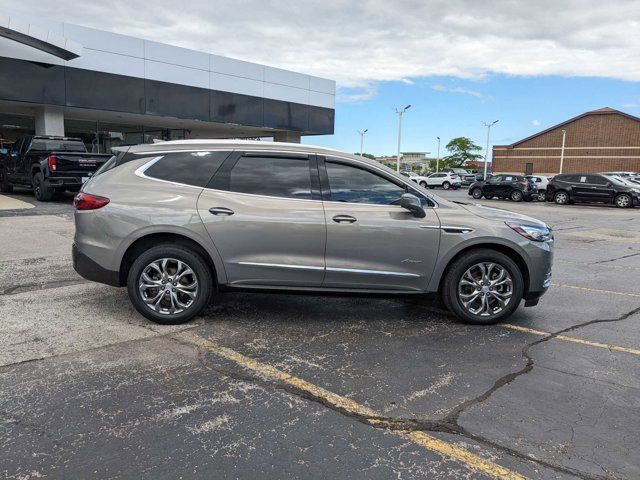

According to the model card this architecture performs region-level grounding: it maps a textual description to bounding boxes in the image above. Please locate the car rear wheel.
[442,249,524,325]
[442,181,451,190]
[615,193,632,208]
[554,191,569,205]
[32,172,54,202]
[471,188,483,199]
[0,168,13,193]
[510,190,523,202]
[538,191,547,201]
[127,245,213,324]
[419,181,427,187]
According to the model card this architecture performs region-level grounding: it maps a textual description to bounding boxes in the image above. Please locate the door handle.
[332,214,357,224]
[209,207,234,216]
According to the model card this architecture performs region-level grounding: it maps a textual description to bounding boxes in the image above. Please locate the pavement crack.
[0,278,87,295]
[182,336,603,480]
[591,252,640,264]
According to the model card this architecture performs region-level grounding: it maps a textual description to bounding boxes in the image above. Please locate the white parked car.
[525,175,551,200]
[412,172,461,190]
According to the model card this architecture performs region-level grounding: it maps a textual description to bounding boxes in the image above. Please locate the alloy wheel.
[555,192,568,204]
[472,188,482,199]
[616,194,631,208]
[138,258,199,315]
[458,262,513,317]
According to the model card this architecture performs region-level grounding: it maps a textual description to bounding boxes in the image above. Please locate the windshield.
[30,139,87,152]
[603,175,631,186]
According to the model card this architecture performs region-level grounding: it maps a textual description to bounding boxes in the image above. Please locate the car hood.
[455,201,547,227]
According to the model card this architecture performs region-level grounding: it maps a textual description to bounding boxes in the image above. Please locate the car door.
[16,138,31,182]
[588,175,616,203]
[426,173,440,186]
[198,151,326,287]
[500,175,516,196]
[483,175,502,195]
[319,155,441,291]
[571,175,593,201]
[3,138,21,180]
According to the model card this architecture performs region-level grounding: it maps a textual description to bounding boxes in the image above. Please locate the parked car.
[414,172,462,190]
[546,173,639,208]
[442,167,475,185]
[468,174,537,202]
[525,175,551,201]
[0,135,111,201]
[600,171,638,178]
[73,140,553,326]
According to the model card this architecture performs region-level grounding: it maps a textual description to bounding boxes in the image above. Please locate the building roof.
[497,107,640,148]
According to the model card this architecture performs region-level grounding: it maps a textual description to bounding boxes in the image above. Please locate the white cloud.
[531,119,541,126]
[431,84,492,100]
[400,78,415,85]
[4,0,640,90]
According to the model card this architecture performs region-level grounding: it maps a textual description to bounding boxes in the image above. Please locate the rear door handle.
[209,207,234,216]
[332,214,357,224]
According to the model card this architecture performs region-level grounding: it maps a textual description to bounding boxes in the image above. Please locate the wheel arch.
[431,242,530,296]
[118,231,224,287]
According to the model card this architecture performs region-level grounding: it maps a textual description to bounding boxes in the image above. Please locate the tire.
[419,181,427,187]
[510,190,523,202]
[0,168,13,193]
[554,191,569,205]
[615,193,632,208]
[485,195,494,200]
[442,181,451,190]
[127,244,214,325]
[32,172,53,201]
[441,249,524,325]
[538,191,547,202]
[471,188,483,199]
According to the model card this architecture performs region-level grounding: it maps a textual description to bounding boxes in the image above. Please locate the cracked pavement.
[0,189,639,479]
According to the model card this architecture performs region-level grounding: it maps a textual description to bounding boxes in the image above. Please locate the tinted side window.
[145,151,229,187]
[589,175,608,185]
[325,161,406,205]
[228,156,312,199]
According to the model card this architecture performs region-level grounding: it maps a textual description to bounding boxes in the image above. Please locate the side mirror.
[399,193,426,218]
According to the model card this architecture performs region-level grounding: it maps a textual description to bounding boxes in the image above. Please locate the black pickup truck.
[0,135,111,201]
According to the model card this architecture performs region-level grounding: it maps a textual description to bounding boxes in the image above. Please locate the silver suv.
[73,140,553,325]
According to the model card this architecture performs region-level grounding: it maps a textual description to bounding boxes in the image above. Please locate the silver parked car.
[73,140,553,325]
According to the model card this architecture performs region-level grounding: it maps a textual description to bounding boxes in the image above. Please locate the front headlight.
[506,222,553,242]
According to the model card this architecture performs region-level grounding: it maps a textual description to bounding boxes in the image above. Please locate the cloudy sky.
[3,0,640,155]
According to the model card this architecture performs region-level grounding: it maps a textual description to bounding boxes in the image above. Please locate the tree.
[353,152,376,160]
[443,137,483,168]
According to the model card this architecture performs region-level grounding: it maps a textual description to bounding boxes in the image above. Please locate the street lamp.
[559,129,566,174]
[358,129,368,156]
[436,136,441,173]
[483,120,499,180]
[395,104,411,172]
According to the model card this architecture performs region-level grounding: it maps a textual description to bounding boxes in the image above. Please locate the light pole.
[483,120,499,180]
[358,129,368,156]
[559,129,566,174]
[436,136,441,173]
[395,104,411,172]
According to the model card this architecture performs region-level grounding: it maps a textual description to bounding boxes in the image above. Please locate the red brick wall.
[493,112,640,174]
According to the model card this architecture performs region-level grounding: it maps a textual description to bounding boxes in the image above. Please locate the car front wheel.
[419,181,427,187]
[127,244,213,324]
[442,181,451,190]
[615,193,632,208]
[442,249,524,325]
[471,188,483,199]
[554,191,569,205]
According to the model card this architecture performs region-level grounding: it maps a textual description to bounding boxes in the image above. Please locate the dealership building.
[0,14,335,152]
[493,107,640,175]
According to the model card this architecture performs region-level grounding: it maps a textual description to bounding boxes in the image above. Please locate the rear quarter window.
[144,151,230,187]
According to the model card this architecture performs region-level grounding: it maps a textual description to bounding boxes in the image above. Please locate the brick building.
[492,107,640,175]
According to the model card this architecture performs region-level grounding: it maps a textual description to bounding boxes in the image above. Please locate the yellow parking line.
[182,332,528,480]
[501,324,640,356]
[551,283,640,298]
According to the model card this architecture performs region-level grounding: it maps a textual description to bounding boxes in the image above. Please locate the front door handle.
[332,214,357,224]
[209,207,234,216]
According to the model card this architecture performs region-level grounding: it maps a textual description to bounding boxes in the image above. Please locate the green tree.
[443,137,483,167]
[354,152,376,160]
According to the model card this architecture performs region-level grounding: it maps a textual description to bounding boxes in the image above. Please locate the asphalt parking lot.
[1,187,639,480]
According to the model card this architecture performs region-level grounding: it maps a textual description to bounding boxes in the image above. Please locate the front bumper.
[72,243,120,287]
